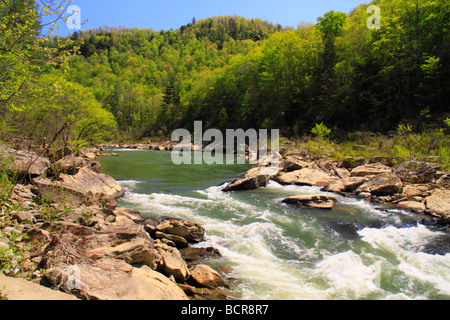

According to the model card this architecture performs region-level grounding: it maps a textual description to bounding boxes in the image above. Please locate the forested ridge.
[1,0,449,146]
[61,0,450,139]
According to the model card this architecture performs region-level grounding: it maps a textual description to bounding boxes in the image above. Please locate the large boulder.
[0,145,50,176]
[282,195,337,210]
[394,161,436,184]
[280,156,312,172]
[350,162,393,177]
[189,264,228,289]
[33,167,124,207]
[274,168,337,187]
[322,177,368,194]
[156,219,205,243]
[0,273,79,300]
[355,173,403,196]
[425,189,450,219]
[41,261,188,300]
[154,240,190,282]
[397,201,426,214]
[222,167,276,192]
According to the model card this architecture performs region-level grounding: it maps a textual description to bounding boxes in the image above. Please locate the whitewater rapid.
[117,179,450,300]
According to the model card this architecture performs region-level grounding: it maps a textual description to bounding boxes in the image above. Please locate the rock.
[332,167,351,180]
[155,231,189,249]
[222,167,276,192]
[339,156,367,169]
[12,211,35,224]
[343,177,368,192]
[425,189,450,219]
[355,173,403,196]
[282,195,337,209]
[322,177,367,194]
[33,167,124,207]
[154,240,190,282]
[397,201,426,213]
[394,161,436,184]
[51,146,73,161]
[350,162,393,177]
[0,145,50,177]
[321,180,346,194]
[41,261,188,300]
[436,174,450,188]
[368,157,394,167]
[49,155,86,175]
[156,219,205,243]
[402,184,431,198]
[189,264,228,289]
[274,168,337,187]
[280,156,312,171]
[0,273,79,300]
[357,192,372,200]
[179,247,222,262]
[87,237,157,269]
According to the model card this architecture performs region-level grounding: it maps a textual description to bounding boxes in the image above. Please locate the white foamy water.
[117,177,450,300]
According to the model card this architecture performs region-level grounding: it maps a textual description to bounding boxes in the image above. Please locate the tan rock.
[156,219,205,243]
[425,189,450,219]
[41,261,188,300]
[33,167,124,207]
[394,161,436,183]
[189,264,228,289]
[355,173,403,196]
[350,162,393,177]
[154,240,190,282]
[0,145,50,176]
[0,273,78,300]
[397,201,426,213]
[222,167,276,192]
[274,168,337,187]
[282,195,337,209]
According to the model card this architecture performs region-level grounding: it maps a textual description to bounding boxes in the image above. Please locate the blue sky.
[51,0,369,36]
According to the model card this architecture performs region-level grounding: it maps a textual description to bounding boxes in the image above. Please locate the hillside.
[1,0,449,146]
[62,1,449,140]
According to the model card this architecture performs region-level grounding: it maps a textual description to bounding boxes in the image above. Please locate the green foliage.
[1,0,449,151]
[311,123,331,139]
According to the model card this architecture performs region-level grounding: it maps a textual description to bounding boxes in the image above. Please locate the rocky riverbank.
[102,140,449,225]
[0,145,232,300]
[222,153,450,227]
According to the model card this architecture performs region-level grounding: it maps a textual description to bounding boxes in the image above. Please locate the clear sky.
[51,0,369,36]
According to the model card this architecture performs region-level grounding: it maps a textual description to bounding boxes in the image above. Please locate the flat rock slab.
[0,273,79,300]
[274,168,337,187]
[282,195,337,210]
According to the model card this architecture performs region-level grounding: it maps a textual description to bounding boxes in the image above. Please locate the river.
[99,148,450,300]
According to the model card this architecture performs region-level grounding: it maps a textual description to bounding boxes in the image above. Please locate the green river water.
[99,148,450,300]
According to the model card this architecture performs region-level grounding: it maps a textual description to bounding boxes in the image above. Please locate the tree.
[0,0,73,115]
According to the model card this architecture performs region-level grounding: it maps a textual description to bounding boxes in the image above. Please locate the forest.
[1,0,449,149]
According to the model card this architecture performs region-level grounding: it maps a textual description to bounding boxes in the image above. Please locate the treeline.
[59,0,449,139]
[1,0,449,149]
